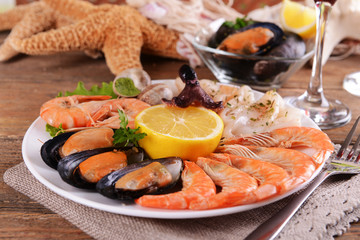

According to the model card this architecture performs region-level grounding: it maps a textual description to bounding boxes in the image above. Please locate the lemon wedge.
[280,0,316,39]
[134,105,224,161]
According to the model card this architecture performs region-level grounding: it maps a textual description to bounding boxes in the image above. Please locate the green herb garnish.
[223,16,255,30]
[45,123,65,137]
[112,110,147,147]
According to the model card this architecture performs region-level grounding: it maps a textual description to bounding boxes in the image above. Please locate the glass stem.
[304,1,332,106]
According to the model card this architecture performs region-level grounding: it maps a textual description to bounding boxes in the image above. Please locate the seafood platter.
[192,18,314,91]
[22,64,335,219]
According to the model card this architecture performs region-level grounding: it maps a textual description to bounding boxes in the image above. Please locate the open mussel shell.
[237,22,284,55]
[40,132,75,169]
[208,23,235,48]
[41,128,115,170]
[96,157,183,200]
[57,146,147,189]
[216,22,284,56]
[253,32,306,81]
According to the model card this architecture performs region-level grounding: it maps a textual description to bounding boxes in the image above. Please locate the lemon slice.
[134,105,224,161]
[280,0,316,39]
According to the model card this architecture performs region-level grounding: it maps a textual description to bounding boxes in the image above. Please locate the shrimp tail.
[136,161,216,209]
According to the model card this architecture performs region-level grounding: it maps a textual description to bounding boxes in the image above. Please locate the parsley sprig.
[46,123,65,137]
[223,16,255,30]
[112,110,147,147]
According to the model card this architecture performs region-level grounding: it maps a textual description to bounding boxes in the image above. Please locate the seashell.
[137,83,173,105]
[96,157,183,200]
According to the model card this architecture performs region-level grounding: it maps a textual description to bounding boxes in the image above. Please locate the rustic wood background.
[1,1,360,239]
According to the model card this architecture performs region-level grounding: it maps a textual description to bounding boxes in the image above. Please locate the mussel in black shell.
[41,131,76,169]
[57,146,147,189]
[217,22,284,56]
[41,128,115,169]
[208,20,307,86]
[208,17,255,48]
[253,32,306,81]
[96,157,183,200]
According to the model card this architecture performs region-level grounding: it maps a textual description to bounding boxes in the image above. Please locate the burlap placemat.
[4,160,360,240]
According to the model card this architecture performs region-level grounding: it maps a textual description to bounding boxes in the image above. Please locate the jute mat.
[4,159,360,240]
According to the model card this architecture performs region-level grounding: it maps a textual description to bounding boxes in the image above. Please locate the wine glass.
[285,0,351,129]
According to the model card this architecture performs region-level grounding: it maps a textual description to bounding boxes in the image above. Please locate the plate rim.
[21,79,325,219]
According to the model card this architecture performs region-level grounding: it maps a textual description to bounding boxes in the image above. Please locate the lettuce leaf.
[57,81,117,98]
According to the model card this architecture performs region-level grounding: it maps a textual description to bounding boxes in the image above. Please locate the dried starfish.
[0,1,74,61]
[10,0,186,76]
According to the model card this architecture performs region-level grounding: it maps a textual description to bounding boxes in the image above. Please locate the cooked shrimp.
[189,157,258,210]
[208,153,297,199]
[222,127,334,166]
[40,95,112,129]
[40,95,150,130]
[135,161,216,209]
[89,98,150,129]
[217,145,316,185]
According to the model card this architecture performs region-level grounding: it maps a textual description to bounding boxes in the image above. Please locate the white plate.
[22,80,324,219]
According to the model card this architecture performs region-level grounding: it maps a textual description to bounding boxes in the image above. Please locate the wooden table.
[1,31,359,239]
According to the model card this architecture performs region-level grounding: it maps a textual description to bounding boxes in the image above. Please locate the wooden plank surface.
[1,31,360,239]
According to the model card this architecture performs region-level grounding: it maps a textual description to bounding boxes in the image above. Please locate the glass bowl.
[192,20,314,91]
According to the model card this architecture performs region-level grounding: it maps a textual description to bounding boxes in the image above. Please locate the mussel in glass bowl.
[192,18,314,91]
[216,22,285,56]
